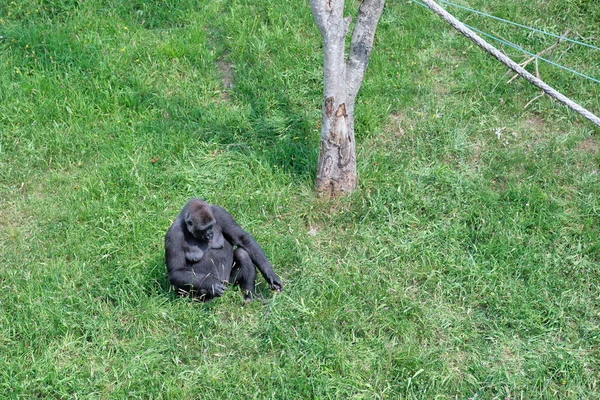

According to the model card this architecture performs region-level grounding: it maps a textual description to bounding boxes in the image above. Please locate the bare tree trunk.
[310,0,385,196]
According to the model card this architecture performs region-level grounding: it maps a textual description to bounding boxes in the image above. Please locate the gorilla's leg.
[231,247,257,302]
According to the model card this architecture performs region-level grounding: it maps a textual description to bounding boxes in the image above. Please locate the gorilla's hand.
[267,275,283,293]
[209,281,228,297]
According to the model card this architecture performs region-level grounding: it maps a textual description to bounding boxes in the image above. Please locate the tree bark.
[310,0,385,196]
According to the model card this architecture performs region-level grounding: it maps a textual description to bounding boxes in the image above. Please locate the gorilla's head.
[184,200,216,242]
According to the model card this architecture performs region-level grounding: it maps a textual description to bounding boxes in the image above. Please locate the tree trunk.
[310,0,385,197]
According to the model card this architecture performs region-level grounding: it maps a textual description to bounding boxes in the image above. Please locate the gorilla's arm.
[165,224,227,296]
[168,268,227,297]
[211,205,283,292]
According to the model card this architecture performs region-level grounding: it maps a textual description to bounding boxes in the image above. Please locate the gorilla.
[165,198,283,302]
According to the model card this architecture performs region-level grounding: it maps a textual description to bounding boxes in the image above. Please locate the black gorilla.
[165,198,283,302]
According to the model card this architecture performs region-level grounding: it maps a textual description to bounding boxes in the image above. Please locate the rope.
[416,0,600,127]
[437,0,600,52]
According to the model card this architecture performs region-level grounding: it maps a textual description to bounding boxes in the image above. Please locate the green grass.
[1,0,599,398]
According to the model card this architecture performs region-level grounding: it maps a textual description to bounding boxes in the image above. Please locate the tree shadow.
[146,88,319,180]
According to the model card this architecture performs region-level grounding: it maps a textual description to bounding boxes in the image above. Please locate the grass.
[1,0,599,398]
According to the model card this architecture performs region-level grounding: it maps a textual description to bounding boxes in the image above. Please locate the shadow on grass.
[140,90,319,180]
[3,7,319,179]
[146,254,172,297]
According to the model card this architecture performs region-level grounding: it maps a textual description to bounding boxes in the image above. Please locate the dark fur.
[165,198,283,302]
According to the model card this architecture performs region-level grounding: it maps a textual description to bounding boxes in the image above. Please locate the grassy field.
[1,0,599,398]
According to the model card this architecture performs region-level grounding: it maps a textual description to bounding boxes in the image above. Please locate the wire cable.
[465,24,600,84]
[437,0,600,52]
[411,0,600,84]
[412,0,600,126]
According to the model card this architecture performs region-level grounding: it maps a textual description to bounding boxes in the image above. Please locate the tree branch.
[310,0,329,37]
[310,0,345,38]
[507,29,569,84]
[346,0,386,99]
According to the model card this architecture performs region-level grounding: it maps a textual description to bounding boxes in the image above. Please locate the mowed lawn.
[1,0,599,398]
